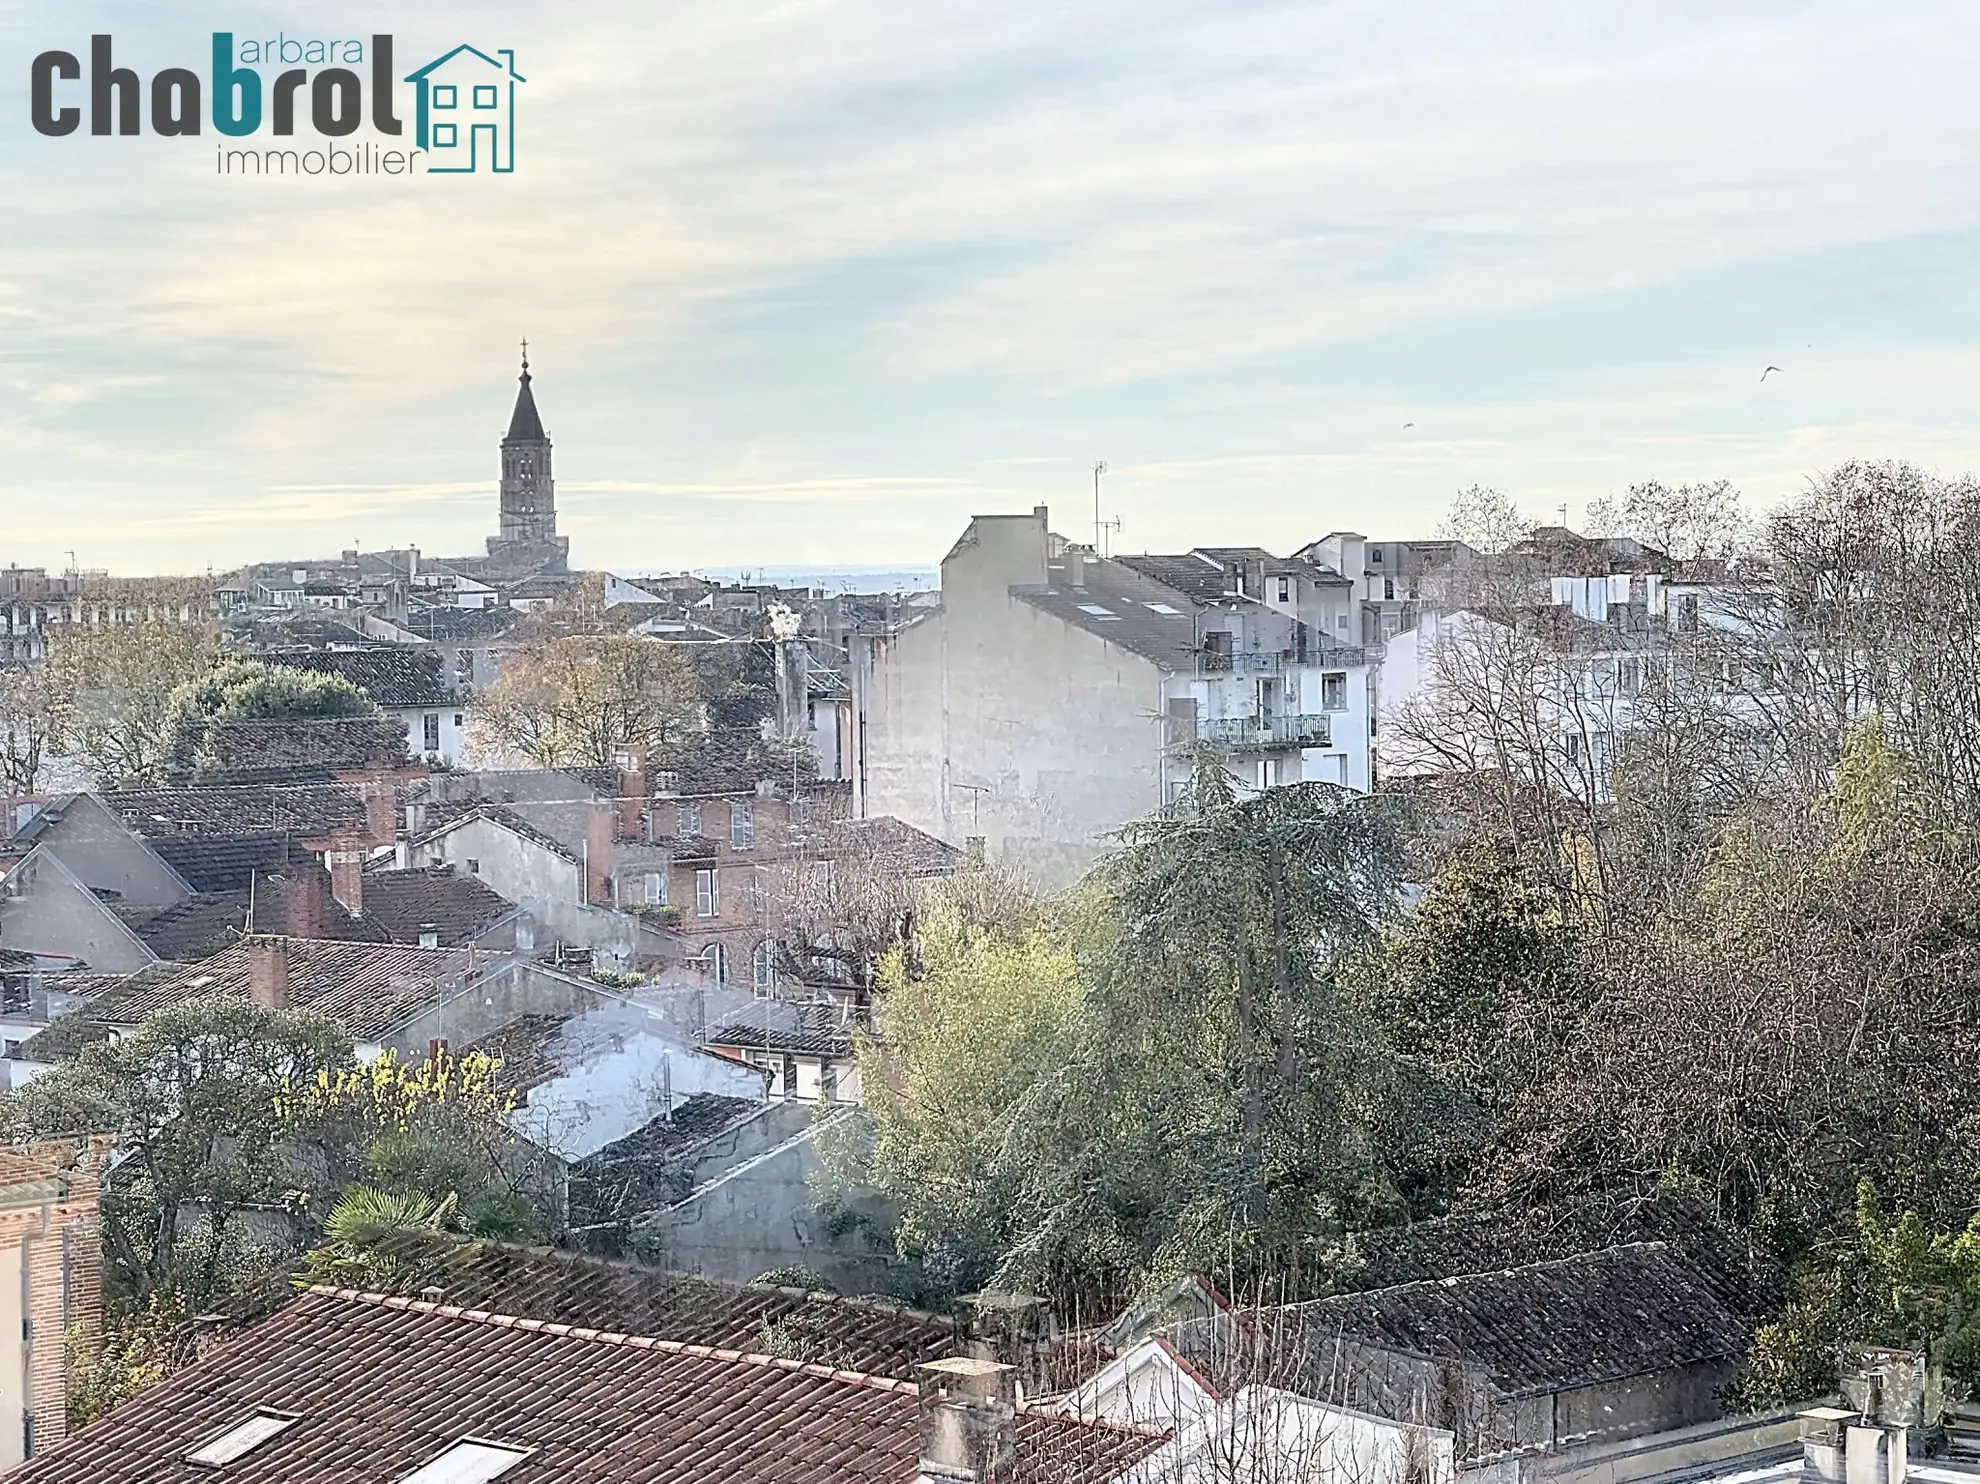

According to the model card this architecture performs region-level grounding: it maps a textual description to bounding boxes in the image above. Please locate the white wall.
[391,705,469,767]
[859,511,1169,886]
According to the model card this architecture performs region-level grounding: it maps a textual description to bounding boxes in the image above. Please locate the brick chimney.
[246,937,289,1010]
[273,869,329,940]
[362,777,397,846]
[916,1358,1017,1484]
[586,799,614,906]
[326,849,364,918]
[617,751,647,840]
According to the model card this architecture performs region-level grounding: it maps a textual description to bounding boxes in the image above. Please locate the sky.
[3,1,1980,576]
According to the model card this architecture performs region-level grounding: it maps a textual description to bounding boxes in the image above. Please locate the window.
[432,85,458,108]
[812,859,835,896]
[465,859,480,874]
[730,799,755,850]
[696,868,719,917]
[397,1440,532,1484]
[1383,577,1395,600]
[185,1409,302,1466]
[473,84,499,108]
[423,714,441,753]
[702,942,727,987]
[1319,672,1348,712]
[453,713,464,728]
[643,872,667,905]
[752,939,777,991]
[1277,576,1292,603]
[433,123,458,147]
[678,803,702,838]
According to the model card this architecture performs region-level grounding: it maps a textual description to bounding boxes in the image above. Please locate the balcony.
[1193,713,1333,751]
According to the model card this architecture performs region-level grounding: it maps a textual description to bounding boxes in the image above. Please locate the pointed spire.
[506,339,546,442]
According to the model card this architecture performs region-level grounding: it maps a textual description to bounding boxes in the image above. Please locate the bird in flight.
[1760,365,1782,381]
[1402,421,1415,429]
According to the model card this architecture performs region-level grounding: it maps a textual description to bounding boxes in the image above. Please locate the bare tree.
[467,635,703,769]
[0,664,57,795]
[42,622,219,788]
[1584,479,1756,571]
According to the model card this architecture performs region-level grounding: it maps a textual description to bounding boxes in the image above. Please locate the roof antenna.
[1091,462,1120,558]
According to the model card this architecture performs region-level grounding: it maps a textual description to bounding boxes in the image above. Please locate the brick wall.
[0,1137,111,1466]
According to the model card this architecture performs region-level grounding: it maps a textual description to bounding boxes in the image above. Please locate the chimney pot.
[917,1357,1018,1484]
[246,937,289,1010]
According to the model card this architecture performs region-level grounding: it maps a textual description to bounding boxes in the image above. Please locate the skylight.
[1144,602,1183,616]
[1076,603,1115,617]
[185,1409,301,1467]
[398,1440,533,1484]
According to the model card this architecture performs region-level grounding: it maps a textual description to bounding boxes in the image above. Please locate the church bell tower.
[486,340,571,571]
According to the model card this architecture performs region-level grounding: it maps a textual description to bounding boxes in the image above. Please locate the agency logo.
[26,33,523,178]
[404,46,525,175]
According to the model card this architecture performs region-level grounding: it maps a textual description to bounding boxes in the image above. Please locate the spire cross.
[520,337,529,374]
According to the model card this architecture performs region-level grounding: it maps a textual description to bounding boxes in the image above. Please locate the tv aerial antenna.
[1092,462,1121,557]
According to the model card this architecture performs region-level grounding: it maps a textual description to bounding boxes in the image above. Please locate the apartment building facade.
[854,508,1378,884]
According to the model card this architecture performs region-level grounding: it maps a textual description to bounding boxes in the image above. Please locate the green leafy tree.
[0,998,351,1309]
[280,1047,541,1240]
[1351,848,1583,1213]
[843,898,1087,1293]
[293,1187,463,1292]
[1736,1180,1980,1409]
[1016,764,1408,1300]
[841,764,1409,1308]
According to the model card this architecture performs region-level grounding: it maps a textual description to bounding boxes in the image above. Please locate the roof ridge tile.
[311,1286,924,1395]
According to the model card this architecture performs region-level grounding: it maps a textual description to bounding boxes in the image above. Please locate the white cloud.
[2,0,1979,570]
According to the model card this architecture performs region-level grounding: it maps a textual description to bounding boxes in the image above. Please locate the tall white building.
[852,508,1377,884]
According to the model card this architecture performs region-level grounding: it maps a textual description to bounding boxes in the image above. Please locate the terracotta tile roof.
[567,1090,765,1223]
[343,1229,954,1377]
[270,648,458,709]
[467,1012,570,1094]
[13,1288,1163,1484]
[1177,1242,1748,1404]
[146,832,311,892]
[1346,1195,1785,1320]
[78,937,487,1042]
[195,715,410,785]
[706,999,857,1057]
[123,879,392,960]
[654,728,818,796]
[107,784,369,841]
[403,604,527,642]
[842,816,962,877]
[359,867,518,945]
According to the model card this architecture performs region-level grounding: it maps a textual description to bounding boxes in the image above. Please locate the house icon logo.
[404,45,524,173]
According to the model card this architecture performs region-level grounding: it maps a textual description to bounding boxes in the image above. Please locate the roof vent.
[184,1408,302,1467]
